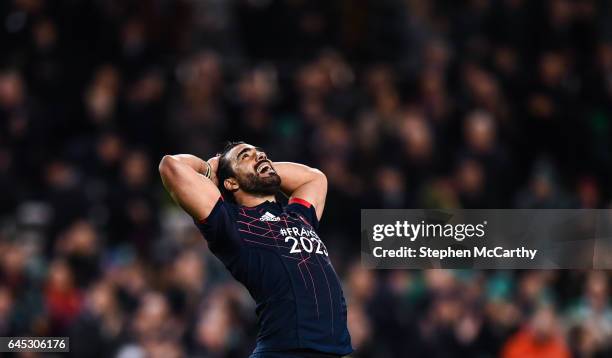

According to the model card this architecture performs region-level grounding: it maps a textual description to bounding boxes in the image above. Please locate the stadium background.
[1,0,612,357]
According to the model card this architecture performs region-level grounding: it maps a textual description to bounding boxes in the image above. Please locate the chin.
[241,172,281,195]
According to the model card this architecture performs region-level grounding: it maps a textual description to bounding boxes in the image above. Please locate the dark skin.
[159,143,327,222]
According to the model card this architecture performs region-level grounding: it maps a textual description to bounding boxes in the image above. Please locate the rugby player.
[159,142,353,357]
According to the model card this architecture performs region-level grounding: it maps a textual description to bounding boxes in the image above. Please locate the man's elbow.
[159,155,179,179]
[310,168,327,186]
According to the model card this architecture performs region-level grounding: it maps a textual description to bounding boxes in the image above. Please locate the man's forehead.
[228,143,254,157]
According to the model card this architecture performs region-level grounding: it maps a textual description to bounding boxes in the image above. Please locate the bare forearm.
[273,162,321,194]
[273,161,327,219]
[165,154,208,174]
[158,154,221,221]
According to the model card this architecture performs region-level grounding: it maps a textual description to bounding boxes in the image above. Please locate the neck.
[235,192,276,207]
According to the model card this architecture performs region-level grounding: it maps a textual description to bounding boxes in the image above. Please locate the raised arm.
[159,154,221,222]
[273,162,327,220]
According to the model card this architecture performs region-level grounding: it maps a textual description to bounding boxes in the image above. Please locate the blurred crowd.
[1,0,612,357]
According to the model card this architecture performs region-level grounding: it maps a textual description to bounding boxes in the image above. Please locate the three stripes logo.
[260,211,280,222]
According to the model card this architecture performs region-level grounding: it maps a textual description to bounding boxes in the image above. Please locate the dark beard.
[238,172,281,196]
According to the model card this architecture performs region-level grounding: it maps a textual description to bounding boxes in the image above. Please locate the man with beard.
[159,142,353,358]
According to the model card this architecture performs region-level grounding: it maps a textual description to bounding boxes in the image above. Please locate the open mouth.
[255,160,274,175]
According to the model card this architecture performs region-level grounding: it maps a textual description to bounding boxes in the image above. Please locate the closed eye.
[236,147,255,161]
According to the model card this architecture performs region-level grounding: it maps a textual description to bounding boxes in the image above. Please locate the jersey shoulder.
[284,198,319,229]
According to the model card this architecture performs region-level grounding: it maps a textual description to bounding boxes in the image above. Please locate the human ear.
[224,178,239,192]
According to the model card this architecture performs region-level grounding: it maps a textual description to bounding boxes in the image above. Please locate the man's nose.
[256,152,267,161]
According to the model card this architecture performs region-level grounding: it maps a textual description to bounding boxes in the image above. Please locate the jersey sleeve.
[194,197,241,257]
[286,197,319,230]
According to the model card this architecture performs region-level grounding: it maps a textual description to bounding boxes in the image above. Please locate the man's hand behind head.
[207,156,220,187]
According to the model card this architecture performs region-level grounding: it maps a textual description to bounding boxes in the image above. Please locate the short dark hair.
[217,141,245,201]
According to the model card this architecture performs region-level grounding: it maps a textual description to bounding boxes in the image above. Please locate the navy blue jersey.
[196,197,352,356]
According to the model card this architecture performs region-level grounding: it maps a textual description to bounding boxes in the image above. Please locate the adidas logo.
[259,212,280,222]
